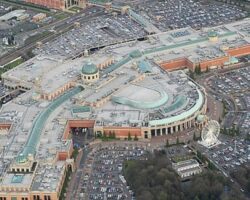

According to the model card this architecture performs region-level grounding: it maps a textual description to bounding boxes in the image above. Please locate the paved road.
[195,65,250,121]
[66,128,94,200]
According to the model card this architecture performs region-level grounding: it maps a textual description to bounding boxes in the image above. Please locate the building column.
[170,126,173,134]
[175,125,178,132]
[180,124,183,132]
[183,122,186,129]
[189,121,192,128]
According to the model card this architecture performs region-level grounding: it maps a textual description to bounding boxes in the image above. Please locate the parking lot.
[203,137,250,172]
[33,13,147,58]
[134,0,247,31]
[207,66,250,135]
[0,2,51,56]
[0,1,70,57]
[0,82,25,105]
[74,144,147,200]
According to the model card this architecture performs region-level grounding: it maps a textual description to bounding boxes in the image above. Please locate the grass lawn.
[3,57,24,69]
[24,31,51,45]
[0,57,24,79]
[54,12,71,20]
[68,6,82,13]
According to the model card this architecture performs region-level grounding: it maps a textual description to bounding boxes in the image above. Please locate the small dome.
[208,31,217,38]
[196,114,206,123]
[82,62,98,75]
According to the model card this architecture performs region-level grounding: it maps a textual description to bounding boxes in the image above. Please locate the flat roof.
[3,19,250,95]
[0,18,249,192]
[173,159,199,169]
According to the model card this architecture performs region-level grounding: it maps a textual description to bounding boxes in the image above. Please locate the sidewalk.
[65,149,83,200]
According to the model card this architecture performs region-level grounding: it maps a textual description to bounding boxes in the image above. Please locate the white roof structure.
[0,10,26,21]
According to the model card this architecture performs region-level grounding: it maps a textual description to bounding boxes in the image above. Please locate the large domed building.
[81,62,99,83]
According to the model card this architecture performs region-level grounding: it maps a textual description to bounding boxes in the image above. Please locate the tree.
[103,132,107,141]
[123,150,240,200]
[246,134,250,141]
[208,161,216,170]
[128,132,132,141]
[218,118,222,124]
[194,196,200,200]
[195,65,201,75]
[108,131,112,138]
[224,128,227,135]
[134,134,138,141]
[96,131,102,138]
[112,131,116,139]
[193,133,196,141]
[197,151,205,162]
[189,70,195,79]
[176,137,179,144]
[236,127,240,136]
[158,191,168,200]
[166,139,169,147]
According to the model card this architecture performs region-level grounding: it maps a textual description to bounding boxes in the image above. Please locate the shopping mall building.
[0,18,250,199]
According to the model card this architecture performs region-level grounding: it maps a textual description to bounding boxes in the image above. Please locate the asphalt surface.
[0,7,106,65]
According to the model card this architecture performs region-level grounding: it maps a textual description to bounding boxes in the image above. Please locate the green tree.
[112,131,116,139]
[218,118,222,124]
[193,133,196,141]
[195,65,201,75]
[128,132,132,141]
[134,134,138,141]
[246,134,250,141]
[108,131,112,138]
[176,137,179,144]
[123,150,242,200]
[166,139,169,147]
[158,191,168,200]
[224,128,227,135]
[208,161,216,170]
[189,69,195,79]
[194,196,200,200]
[236,127,240,136]
[103,132,107,141]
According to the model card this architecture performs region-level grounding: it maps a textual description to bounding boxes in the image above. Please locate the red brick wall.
[160,58,188,71]
[103,127,142,138]
[186,58,195,71]
[62,120,95,139]
[0,123,11,129]
[26,0,65,10]
[58,152,68,161]
[68,120,95,128]
[159,57,195,71]
[57,142,73,161]
[199,56,229,71]
[226,45,250,57]
[158,44,250,72]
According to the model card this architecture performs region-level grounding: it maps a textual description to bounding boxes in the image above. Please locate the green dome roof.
[208,31,217,37]
[82,62,98,75]
[196,114,206,123]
